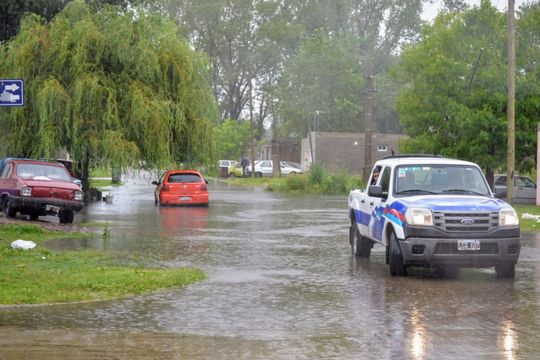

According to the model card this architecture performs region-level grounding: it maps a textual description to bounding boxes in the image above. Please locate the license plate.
[45,204,60,213]
[458,239,481,251]
[179,196,191,201]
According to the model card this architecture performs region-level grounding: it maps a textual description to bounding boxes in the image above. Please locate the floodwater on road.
[1,172,540,359]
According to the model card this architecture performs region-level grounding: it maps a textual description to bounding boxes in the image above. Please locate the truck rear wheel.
[350,224,371,258]
[389,231,407,276]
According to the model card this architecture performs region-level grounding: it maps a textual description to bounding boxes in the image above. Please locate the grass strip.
[514,204,540,232]
[0,223,205,305]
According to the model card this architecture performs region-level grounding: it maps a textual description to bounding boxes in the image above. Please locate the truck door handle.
[369,201,374,206]
[361,200,365,203]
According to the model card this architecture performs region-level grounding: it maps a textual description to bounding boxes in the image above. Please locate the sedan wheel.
[58,210,74,224]
[2,198,16,218]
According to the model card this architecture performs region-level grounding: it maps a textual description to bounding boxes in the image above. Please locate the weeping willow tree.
[0,1,217,191]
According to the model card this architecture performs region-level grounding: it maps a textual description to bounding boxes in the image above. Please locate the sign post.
[0,79,24,106]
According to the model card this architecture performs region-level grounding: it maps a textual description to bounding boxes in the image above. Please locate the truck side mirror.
[368,185,387,199]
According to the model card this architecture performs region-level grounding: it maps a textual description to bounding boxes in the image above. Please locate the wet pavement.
[1,172,540,359]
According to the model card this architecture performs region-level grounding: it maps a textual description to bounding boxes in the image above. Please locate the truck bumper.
[400,237,520,267]
[9,195,84,213]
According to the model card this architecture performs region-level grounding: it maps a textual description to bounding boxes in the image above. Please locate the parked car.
[348,155,520,278]
[494,174,536,204]
[55,158,82,187]
[0,158,84,223]
[152,170,209,206]
[246,160,303,177]
[228,161,244,177]
[218,160,235,168]
[281,162,303,175]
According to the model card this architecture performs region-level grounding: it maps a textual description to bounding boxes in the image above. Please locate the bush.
[308,163,325,186]
[322,172,349,195]
[285,174,308,191]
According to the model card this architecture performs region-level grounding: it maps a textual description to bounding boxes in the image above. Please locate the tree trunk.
[485,168,494,193]
[81,152,91,203]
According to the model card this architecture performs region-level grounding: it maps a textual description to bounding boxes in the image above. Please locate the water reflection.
[502,319,517,360]
[159,206,208,237]
[410,308,426,360]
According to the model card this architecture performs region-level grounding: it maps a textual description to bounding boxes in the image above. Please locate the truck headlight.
[74,191,83,201]
[405,208,433,226]
[499,208,519,226]
[21,186,32,197]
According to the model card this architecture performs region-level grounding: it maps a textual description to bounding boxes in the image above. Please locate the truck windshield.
[394,164,491,196]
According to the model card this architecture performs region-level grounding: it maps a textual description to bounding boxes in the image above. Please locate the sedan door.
[515,176,536,204]
[258,161,273,177]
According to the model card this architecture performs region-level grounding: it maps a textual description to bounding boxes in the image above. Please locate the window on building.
[377,144,388,152]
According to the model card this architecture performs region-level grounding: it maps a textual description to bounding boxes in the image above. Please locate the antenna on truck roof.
[382,153,444,159]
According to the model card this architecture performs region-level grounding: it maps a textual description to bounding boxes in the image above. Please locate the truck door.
[369,166,391,242]
[357,166,381,236]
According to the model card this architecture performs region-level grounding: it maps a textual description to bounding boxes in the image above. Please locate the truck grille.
[433,211,499,232]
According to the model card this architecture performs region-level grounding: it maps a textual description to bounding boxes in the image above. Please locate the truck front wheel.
[350,224,371,258]
[495,263,515,278]
[389,231,407,276]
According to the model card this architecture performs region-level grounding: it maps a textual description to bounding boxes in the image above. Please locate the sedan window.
[0,163,11,178]
[517,177,536,188]
[16,164,71,181]
[168,174,202,183]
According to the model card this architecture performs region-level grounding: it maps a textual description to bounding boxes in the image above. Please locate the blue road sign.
[0,79,24,106]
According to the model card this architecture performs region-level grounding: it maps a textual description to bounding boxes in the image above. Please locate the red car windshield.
[16,163,71,181]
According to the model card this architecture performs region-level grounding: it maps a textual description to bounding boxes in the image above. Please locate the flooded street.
[1,173,540,359]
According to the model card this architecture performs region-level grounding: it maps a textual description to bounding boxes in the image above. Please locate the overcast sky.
[422,0,533,21]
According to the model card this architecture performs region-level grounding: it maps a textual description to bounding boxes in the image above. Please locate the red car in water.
[0,158,84,223]
[152,170,209,206]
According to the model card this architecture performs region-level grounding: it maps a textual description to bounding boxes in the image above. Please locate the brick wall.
[301,131,408,175]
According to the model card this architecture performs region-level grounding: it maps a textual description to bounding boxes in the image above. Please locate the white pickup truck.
[348,155,521,278]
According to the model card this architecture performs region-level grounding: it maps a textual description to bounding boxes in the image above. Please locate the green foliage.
[308,162,325,186]
[146,0,422,139]
[277,31,363,136]
[0,1,218,191]
[285,173,308,191]
[395,1,539,174]
[213,119,251,161]
[242,164,362,196]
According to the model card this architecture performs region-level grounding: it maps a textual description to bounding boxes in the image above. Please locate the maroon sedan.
[0,158,84,223]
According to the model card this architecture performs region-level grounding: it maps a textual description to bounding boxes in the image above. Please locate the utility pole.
[271,100,281,177]
[363,63,375,181]
[250,78,255,178]
[507,0,515,204]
